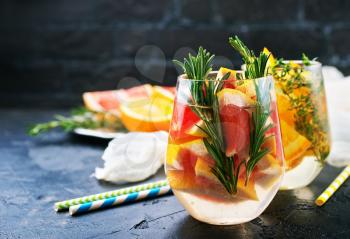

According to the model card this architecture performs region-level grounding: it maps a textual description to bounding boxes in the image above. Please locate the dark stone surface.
[0,108,349,238]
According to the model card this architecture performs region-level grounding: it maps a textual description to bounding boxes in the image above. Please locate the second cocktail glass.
[272,60,331,189]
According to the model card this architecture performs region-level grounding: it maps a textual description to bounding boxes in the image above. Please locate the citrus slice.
[152,86,175,102]
[119,97,173,132]
[217,88,255,107]
[195,157,216,181]
[83,90,120,112]
[186,120,207,137]
[263,47,276,70]
[235,80,256,99]
[216,67,237,89]
[115,84,153,104]
[261,133,277,156]
[169,103,202,144]
[166,139,206,190]
[237,177,258,200]
[256,154,278,171]
[166,144,182,169]
[276,92,295,126]
[83,84,153,113]
[166,139,207,169]
[217,89,254,157]
[280,120,312,170]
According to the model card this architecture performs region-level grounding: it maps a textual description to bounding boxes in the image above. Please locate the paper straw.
[69,185,172,216]
[54,179,168,211]
[315,165,350,206]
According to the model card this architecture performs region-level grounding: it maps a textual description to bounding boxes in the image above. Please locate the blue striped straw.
[55,179,168,211]
[69,185,172,216]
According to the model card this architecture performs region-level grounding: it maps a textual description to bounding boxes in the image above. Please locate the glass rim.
[177,71,273,82]
[280,59,322,67]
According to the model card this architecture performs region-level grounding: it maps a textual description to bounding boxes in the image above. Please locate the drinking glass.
[272,60,331,189]
[165,72,284,225]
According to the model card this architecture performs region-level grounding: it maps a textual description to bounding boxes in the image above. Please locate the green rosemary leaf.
[28,109,124,136]
[302,53,311,66]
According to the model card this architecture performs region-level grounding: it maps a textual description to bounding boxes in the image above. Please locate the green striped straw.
[54,179,168,211]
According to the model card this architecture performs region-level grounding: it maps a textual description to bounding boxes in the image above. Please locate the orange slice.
[235,80,256,99]
[261,134,277,156]
[236,177,258,200]
[195,157,216,181]
[186,120,207,137]
[152,86,175,102]
[276,92,295,126]
[263,47,276,70]
[216,67,237,89]
[280,120,312,170]
[119,97,173,132]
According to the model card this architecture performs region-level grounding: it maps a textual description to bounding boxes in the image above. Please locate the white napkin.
[94,131,168,183]
[323,66,350,167]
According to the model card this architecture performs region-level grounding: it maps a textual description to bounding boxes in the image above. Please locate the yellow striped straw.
[315,165,350,206]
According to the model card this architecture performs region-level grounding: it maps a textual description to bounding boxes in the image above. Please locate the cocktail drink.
[165,43,285,224]
[165,70,284,225]
[271,59,331,189]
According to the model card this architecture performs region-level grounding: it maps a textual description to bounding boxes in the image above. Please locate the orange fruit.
[280,120,312,170]
[235,80,256,99]
[152,86,175,102]
[263,47,276,70]
[119,97,173,132]
[185,120,207,138]
[236,177,258,200]
[261,134,277,156]
[195,157,216,180]
[166,139,206,190]
[276,92,295,126]
[216,67,237,89]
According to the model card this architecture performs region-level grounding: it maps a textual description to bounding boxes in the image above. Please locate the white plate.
[73,128,123,139]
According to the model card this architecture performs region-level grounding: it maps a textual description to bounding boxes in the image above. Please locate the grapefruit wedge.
[83,84,153,112]
[217,89,255,157]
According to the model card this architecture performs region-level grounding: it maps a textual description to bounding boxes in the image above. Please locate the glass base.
[280,156,323,190]
[173,173,283,225]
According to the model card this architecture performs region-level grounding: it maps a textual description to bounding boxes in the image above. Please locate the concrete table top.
[0,109,349,238]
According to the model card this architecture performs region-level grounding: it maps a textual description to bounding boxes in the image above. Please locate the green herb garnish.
[302,53,311,66]
[28,107,124,136]
[272,56,330,162]
[229,36,272,181]
[174,47,243,195]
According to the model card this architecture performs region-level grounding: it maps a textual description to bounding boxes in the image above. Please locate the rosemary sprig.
[28,108,124,136]
[174,47,242,194]
[302,53,311,66]
[229,36,272,181]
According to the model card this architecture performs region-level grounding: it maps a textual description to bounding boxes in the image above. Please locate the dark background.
[1,0,349,107]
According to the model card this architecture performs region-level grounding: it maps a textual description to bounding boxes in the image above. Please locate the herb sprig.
[272,57,330,162]
[174,47,243,194]
[229,36,273,181]
[28,108,124,136]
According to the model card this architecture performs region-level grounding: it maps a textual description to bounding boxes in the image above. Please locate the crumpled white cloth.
[94,131,168,183]
[323,66,350,167]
